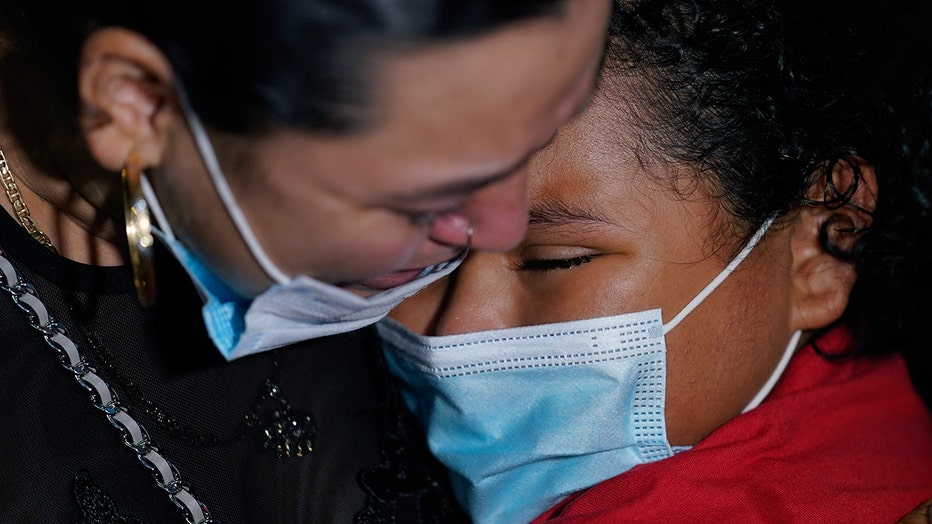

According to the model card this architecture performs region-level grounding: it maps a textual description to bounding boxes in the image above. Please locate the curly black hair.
[604,0,931,398]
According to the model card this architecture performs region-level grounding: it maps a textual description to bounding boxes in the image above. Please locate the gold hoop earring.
[122,152,156,305]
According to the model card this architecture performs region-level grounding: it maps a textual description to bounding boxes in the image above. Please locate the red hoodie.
[533,326,932,523]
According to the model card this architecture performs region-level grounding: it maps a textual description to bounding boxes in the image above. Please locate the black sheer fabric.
[0,210,467,523]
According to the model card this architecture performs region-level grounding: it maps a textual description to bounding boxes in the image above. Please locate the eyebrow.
[385,132,561,203]
[383,73,594,205]
[394,159,526,203]
[528,199,616,230]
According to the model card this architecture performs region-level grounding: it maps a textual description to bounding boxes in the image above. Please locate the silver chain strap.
[0,246,214,523]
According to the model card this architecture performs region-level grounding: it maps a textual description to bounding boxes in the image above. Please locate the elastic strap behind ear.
[741,330,801,413]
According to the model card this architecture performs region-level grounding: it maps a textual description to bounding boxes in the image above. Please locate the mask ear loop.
[652,213,796,413]
[661,214,776,335]
[741,329,802,413]
[175,84,291,285]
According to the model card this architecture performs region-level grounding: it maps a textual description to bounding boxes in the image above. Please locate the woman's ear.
[789,158,878,331]
[78,28,176,171]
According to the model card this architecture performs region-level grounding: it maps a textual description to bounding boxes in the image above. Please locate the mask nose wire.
[176,85,291,286]
[661,215,776,335]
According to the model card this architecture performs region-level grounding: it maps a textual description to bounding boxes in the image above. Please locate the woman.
[381,1,932,522]
[0,1,609,522]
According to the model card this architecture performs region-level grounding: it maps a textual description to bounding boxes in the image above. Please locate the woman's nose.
[427,167,529,252]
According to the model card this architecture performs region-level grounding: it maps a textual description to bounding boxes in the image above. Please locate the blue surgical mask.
[378,216,800,524]
[137,88,464,361]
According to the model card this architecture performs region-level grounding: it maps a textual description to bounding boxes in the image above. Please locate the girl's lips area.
[357,268,425,290]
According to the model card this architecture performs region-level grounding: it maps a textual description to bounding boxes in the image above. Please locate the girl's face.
[391,76,814,446]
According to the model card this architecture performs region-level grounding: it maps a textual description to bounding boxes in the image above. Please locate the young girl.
[382,1,932,522]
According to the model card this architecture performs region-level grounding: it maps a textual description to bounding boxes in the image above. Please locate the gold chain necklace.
[0,144,57,253]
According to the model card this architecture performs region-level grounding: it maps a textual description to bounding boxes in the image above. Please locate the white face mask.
[138,89,465,361]
[378,215,800,524]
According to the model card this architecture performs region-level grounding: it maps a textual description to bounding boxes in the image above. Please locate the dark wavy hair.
[0,0,566,135]
[604,0,931,394]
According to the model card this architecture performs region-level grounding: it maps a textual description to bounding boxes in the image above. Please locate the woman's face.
[147,0,611,297]
[390,76,806,446]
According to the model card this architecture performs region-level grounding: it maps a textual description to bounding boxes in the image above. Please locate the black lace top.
[0,210,468,523]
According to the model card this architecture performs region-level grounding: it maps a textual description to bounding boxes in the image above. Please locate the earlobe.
[789,158,878,331]
[78,28,176,171]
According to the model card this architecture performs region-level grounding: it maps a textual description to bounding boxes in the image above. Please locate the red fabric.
[533,326,932,523]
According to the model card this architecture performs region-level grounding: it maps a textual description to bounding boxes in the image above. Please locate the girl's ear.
[788,158,878,331]
[78,27,177,171]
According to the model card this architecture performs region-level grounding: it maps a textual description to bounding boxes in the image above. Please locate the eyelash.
[516,254,599,272]
[404,210,438,227]
[399,202,465,227]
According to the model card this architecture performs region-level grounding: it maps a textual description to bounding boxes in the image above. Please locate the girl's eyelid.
[513,244,602,271]
[514,254,601,272]
[519,243,599,260]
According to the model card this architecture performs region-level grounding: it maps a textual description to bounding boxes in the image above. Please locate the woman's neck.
[0,34,125,265]
[0,115,126,266]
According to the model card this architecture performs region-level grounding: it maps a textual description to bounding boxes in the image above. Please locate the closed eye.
[402,210,439,227]
[515,254,600,272]
[395,200,464,227]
